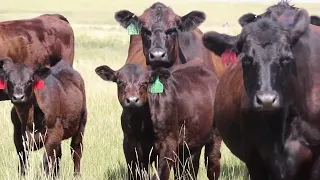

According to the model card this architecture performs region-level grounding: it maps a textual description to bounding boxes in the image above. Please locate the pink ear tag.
[34,79,45,89]
[0,79,6,89]
[221,50,238,65]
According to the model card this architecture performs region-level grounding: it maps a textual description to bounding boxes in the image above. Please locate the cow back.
[0,14,74,68]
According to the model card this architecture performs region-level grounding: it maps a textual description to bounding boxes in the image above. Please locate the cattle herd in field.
[1,0,320,180]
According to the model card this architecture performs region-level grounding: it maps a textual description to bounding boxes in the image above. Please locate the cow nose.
[149,48,167,61]
[254,91,280,110]
[12,93,25,102]
[125,96,140,106]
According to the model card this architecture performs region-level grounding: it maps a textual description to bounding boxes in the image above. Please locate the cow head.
[115,2,205,69]
[238,1,298,27]
[238,1,320,27]
[0,57,51,104]
[203,9,309,112]
[95,63,150,108]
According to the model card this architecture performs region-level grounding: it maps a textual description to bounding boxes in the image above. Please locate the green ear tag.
[150,76,164,94]
[127,22,140,35]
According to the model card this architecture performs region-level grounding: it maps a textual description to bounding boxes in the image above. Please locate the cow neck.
[125,104,152,136]
[14,94,38,130]
[177,32,187,65]
[292,29,320,119]
[265,110,286,142]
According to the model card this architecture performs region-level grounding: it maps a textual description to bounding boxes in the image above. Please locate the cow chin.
[122,102,144,109]
[147,60,173,70]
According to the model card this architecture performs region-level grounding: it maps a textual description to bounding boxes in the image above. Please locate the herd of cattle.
[1,1,320,180]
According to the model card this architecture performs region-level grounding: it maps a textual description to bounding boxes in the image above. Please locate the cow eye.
[280,57,292,66]
[117,81,126,87]
[140,82,148,88]
[242,56,253,66]
[165,28,177,35]
[141,27,152,36]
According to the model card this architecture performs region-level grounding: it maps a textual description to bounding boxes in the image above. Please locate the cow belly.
[214,91,245,161]
[60,92,83,139]
[216,113,245,161]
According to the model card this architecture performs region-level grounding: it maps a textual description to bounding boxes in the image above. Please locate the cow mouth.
[11,98,28,104]
[148,60,173,70]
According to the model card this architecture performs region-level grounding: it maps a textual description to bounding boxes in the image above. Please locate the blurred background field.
[0,0,319,179]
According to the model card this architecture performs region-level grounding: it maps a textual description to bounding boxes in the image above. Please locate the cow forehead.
[242,19,288,47]
[8,64,33,81]
[118,64,149,83]
[139,6,177,29]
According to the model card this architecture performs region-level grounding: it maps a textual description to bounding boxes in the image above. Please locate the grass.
[0,0,319,179]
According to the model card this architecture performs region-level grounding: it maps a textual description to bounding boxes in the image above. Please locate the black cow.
[202,7,320,180]
[96,61,221,180]
[0,57,87,177]
[114,2,228,78]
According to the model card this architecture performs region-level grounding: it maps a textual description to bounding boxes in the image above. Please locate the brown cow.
[96,60,221,180]
[115,2,227,77]
[0,14,75,100]
[0,57,86,177]
[203,7,320,180]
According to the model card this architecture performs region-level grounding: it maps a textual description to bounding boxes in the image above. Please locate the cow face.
[0,58,51,104]
[95,64,149,108]
[203,9,309,112]
[115,2,205,69]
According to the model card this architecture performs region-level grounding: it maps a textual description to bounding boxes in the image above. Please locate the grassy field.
[0,0,319,179]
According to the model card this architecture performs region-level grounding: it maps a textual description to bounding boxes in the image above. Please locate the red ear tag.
[0,79,6,89]
[221,50,238,66]
[34,79,45,89]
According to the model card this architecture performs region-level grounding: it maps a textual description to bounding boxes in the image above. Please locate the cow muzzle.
[11,93,27,104]
[253,91,281,111]
[124,96,142,108]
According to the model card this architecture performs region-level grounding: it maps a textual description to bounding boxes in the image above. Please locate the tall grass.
[0,0,319,179]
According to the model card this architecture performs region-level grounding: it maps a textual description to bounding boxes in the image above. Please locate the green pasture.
[0,0,319,179]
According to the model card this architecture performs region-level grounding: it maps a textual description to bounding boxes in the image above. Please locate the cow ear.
[238,13,257,27]
[0,57,13,77]
[95,65,117,82]
[0,57,13,82]
[0,57,13,69]
[115,10,138,28]
[34,67,51,81]
[149,68,171,84]
[310,15,320,26]
[202,31,239,56]
[178,11,206,31]
[289,8,310,45]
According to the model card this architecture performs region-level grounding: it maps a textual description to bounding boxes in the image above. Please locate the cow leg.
[11,108,29,176]
[190,150,201,179]
[43,118,63,177]
[123,136,144,180]
[246,154,268,180]
[70,110,87,177]
[152,138,176,180]
[43,143,62,177]
[173,154,184,179]
[205,127,222,180]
